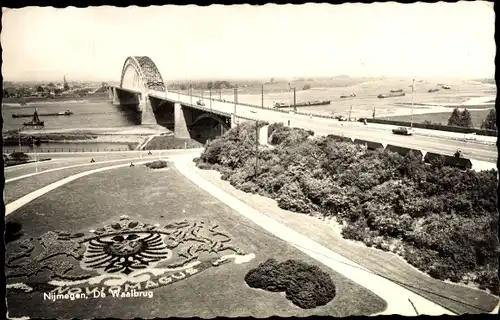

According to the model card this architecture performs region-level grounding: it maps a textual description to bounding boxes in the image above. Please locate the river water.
[3,81,495,133]
[2,100,138,133]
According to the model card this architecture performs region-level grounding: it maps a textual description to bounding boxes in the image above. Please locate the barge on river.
[273,100,331,108]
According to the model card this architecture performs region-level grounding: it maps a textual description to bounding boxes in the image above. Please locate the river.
[2,100,138,133]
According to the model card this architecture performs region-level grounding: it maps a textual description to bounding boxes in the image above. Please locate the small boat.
[428,88,440,93]
[340,93,356,99]
[23,109,44,127]
[57,110,74,116]
[378,92,406,99]
[390,89,404,93]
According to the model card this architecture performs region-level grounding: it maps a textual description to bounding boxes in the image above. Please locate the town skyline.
[2,2,495,82]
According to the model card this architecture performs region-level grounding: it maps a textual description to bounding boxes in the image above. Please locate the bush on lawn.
[9,152,29,161]
[245,258,336,309]
[145,160,168,169]
[197,121,499,295]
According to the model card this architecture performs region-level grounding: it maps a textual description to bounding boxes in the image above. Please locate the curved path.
[173,159,454,316]
[5,153,466,316]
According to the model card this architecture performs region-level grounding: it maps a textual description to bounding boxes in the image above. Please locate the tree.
[448,107,461,126]
[36,86,44,92]
[459,109,473,128]
[303,84,311,90]
[207,81,213,90]
[481,109,497,131]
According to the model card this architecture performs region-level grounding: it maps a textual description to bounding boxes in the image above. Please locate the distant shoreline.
[2,92,108,106]
[2,100,93,107]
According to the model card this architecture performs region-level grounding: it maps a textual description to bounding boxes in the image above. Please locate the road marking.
[5,160,153,216]
[174,159,456,316]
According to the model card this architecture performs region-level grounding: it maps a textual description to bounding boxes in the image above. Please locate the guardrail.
[366,118,497,137]
[3,147,130,154]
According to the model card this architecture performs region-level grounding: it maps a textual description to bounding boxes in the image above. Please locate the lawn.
[4,158,146,204]
[379,109,493,128]
[5,164,387,319]
[144,135,204,150]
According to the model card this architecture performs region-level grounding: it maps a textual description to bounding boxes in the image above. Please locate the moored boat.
[23,109,44,127]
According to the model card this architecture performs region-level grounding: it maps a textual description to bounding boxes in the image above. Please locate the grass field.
[5,164,387,318]
[379,109,493,128]
[4,158,149,204]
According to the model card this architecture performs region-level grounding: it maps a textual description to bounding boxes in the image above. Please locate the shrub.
[196,121,499,294]
[245,259,336,309]
[9,152,29,161]
[145,160,168,169]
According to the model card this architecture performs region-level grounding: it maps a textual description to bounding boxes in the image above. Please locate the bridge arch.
[120,56,166,92]
[191,113,231,131]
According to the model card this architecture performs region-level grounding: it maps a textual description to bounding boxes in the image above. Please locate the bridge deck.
[110,87,497,163]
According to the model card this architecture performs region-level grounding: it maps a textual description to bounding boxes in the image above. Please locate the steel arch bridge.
[120,56,166,92]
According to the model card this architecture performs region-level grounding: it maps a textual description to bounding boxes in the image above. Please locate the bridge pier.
[231,114,238,128]
[174,102,191,139]
[112,87,120,105]
[139,92,157,125]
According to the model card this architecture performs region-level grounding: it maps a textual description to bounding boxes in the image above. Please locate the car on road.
[392,127,414,136]
[464,133,477,141]
[196,99,205,106]
[335,116,348,121]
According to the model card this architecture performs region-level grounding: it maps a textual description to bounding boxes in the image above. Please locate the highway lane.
[160,92,497,163]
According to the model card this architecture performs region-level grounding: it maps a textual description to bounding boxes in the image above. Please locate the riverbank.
[2,127,161,153]
[2,92,108,106]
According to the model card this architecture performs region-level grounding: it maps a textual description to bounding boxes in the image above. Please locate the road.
[152,91,497,163]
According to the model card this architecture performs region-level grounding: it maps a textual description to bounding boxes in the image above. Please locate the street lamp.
[255,120,259,178]
[261,83,264,109]
[233,86,238,124]
[189,82,192,106]
[209,87,212,111]
[410,79,415,128]
[33,139,38,173]
[288,83,297,113]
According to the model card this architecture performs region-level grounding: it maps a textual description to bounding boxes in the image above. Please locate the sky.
[1,2,496,82]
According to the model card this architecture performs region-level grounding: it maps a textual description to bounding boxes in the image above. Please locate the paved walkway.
[173,158,454,316]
